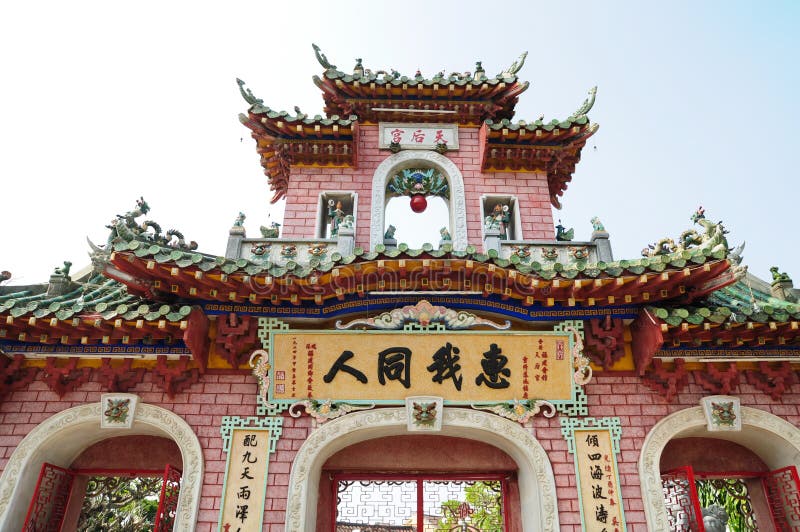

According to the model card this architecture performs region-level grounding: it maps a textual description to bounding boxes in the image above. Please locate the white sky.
[1,1,797,286]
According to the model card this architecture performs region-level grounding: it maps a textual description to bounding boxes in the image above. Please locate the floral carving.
[335,299,510,330]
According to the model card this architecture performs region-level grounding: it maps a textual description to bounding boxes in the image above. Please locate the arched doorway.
[639,405,800,530]
[370,151,468,252]
[285,407,559,531]
[0,402,203,531]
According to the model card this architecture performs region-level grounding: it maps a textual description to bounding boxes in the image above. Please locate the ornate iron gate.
[22,463,75,532]
[661,466,704,531]
[763,466,800,531]
[333,473,509,532]
[663,465,800,531]
[22,463,182,531]
[154,464,183,531]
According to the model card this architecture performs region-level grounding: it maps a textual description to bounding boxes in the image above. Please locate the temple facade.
[0,46,799,532]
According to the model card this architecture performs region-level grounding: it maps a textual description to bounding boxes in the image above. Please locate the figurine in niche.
[484,204,511,239]
[439,227,452,242]
[555,220,574,242]
[260,222,281,238]
[233,212,246,227]
[328,199,346,237]
[340,214,355,231]
[384,225,397,241]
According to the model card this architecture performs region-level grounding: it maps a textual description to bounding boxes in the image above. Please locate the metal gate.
[332,473,510,532]
[22,463,75,532]
[662,465,800,531]
[22,463,182,532]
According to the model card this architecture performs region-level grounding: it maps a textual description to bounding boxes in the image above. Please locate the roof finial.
[474,61,485,80]
[353,58,364,77]
[501,51,528,77]
[312,43,337,70]
[571,86,598,118]
[236,78,263,106]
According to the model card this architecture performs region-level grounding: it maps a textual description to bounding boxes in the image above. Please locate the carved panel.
[583,317,626,369]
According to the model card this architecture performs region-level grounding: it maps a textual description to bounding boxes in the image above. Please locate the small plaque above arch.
[100,393,139,429]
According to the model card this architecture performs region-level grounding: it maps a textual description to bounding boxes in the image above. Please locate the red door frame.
[331,472,512,532]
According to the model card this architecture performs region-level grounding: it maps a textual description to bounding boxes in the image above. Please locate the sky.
[1,1,798,287]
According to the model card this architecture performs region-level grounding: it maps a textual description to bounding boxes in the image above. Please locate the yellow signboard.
[269,330,574,404]
[574,429,625,532]
[219,428,271,532]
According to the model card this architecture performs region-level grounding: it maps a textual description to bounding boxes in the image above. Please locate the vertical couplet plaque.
[561,417,626,532]
[219,417,283,532]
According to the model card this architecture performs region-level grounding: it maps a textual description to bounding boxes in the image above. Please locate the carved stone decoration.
[0,403,203,531]
[100,393,139,429]
[0,354,38,397]
[746,361,796,400]
[694,363,740,395]
[215,313,259,368]
[97,358,146,393]
[152,356,200,397]
[288,399,374,423]
[642,359,688,402]
[583,317,626,369]
[249,349,270,401]
[370,151,468,251]
[335,299,511,330]
[284,407,559,531]
[701,395,741,432]
[471,399,556,424]
[638,406,800,531]
[42,358,92,397]
[405,396,443,431]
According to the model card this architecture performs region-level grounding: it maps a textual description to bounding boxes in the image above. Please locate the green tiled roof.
[0,273,192,322]
[648,277,800,326]
[244,105,357,125]
[112,235,728,282]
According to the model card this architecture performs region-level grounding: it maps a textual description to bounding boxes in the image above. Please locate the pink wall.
[1,373,799,531]
[281,125,556,245]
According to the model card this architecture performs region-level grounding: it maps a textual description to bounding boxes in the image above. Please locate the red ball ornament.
[409,194,427,213]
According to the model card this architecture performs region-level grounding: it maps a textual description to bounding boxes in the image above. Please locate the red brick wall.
[1,372,798,531]
[281,125,555,245]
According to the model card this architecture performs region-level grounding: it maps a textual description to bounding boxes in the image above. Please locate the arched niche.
[0,402,203,531]
[638,405,800,531]
[370,151,468,251]
[285,407,559,531]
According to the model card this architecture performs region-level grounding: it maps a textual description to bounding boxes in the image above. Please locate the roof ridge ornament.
[500,51,528,77]
[571,86,598,118]
[312,43,337,70]
[236,78,263,106]
[335,299,511,330]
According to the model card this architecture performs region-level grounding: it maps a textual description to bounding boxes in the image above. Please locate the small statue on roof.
[166,229,198,250]
[233,212,246,227]
[260,222,281,238]
[312,43,336,70]
[474,61,485,80]
[353,58,364,77]
[555,220,574,242]
[53,261,72,278]
[439,227,452,241]
[590,216,605,232]
[0,271,10,283]
[384,225,397,241]
[770,266,792,283]
[236,78,263,106]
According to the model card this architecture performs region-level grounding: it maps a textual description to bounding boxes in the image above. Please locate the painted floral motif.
[335,299,510,330]
[280,244,297,259]
[569,246,589,261]
[103,398,131,424]
[540,247,559,261]
[510,245,532,263]
[307,243,328,258]
[711,401,736,426]
[473,399,555,424]
[412,402,437,427]
[249,349,271,401]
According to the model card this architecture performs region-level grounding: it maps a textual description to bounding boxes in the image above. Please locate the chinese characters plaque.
[379,122,459,150]
[269,330,575,404]
[219,429,271,532]
[574,429,625,532]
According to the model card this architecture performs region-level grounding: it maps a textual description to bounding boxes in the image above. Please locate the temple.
[0,45,798,532]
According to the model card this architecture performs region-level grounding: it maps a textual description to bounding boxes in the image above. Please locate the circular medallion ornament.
[409,194,428,213]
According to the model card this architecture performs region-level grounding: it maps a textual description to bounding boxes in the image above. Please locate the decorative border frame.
[560,416,626,531]
[254,317,591,422]
[218,416,283,532]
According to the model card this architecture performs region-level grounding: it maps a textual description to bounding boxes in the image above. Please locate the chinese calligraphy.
[220,429,270,532]
[574,429,625,532]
